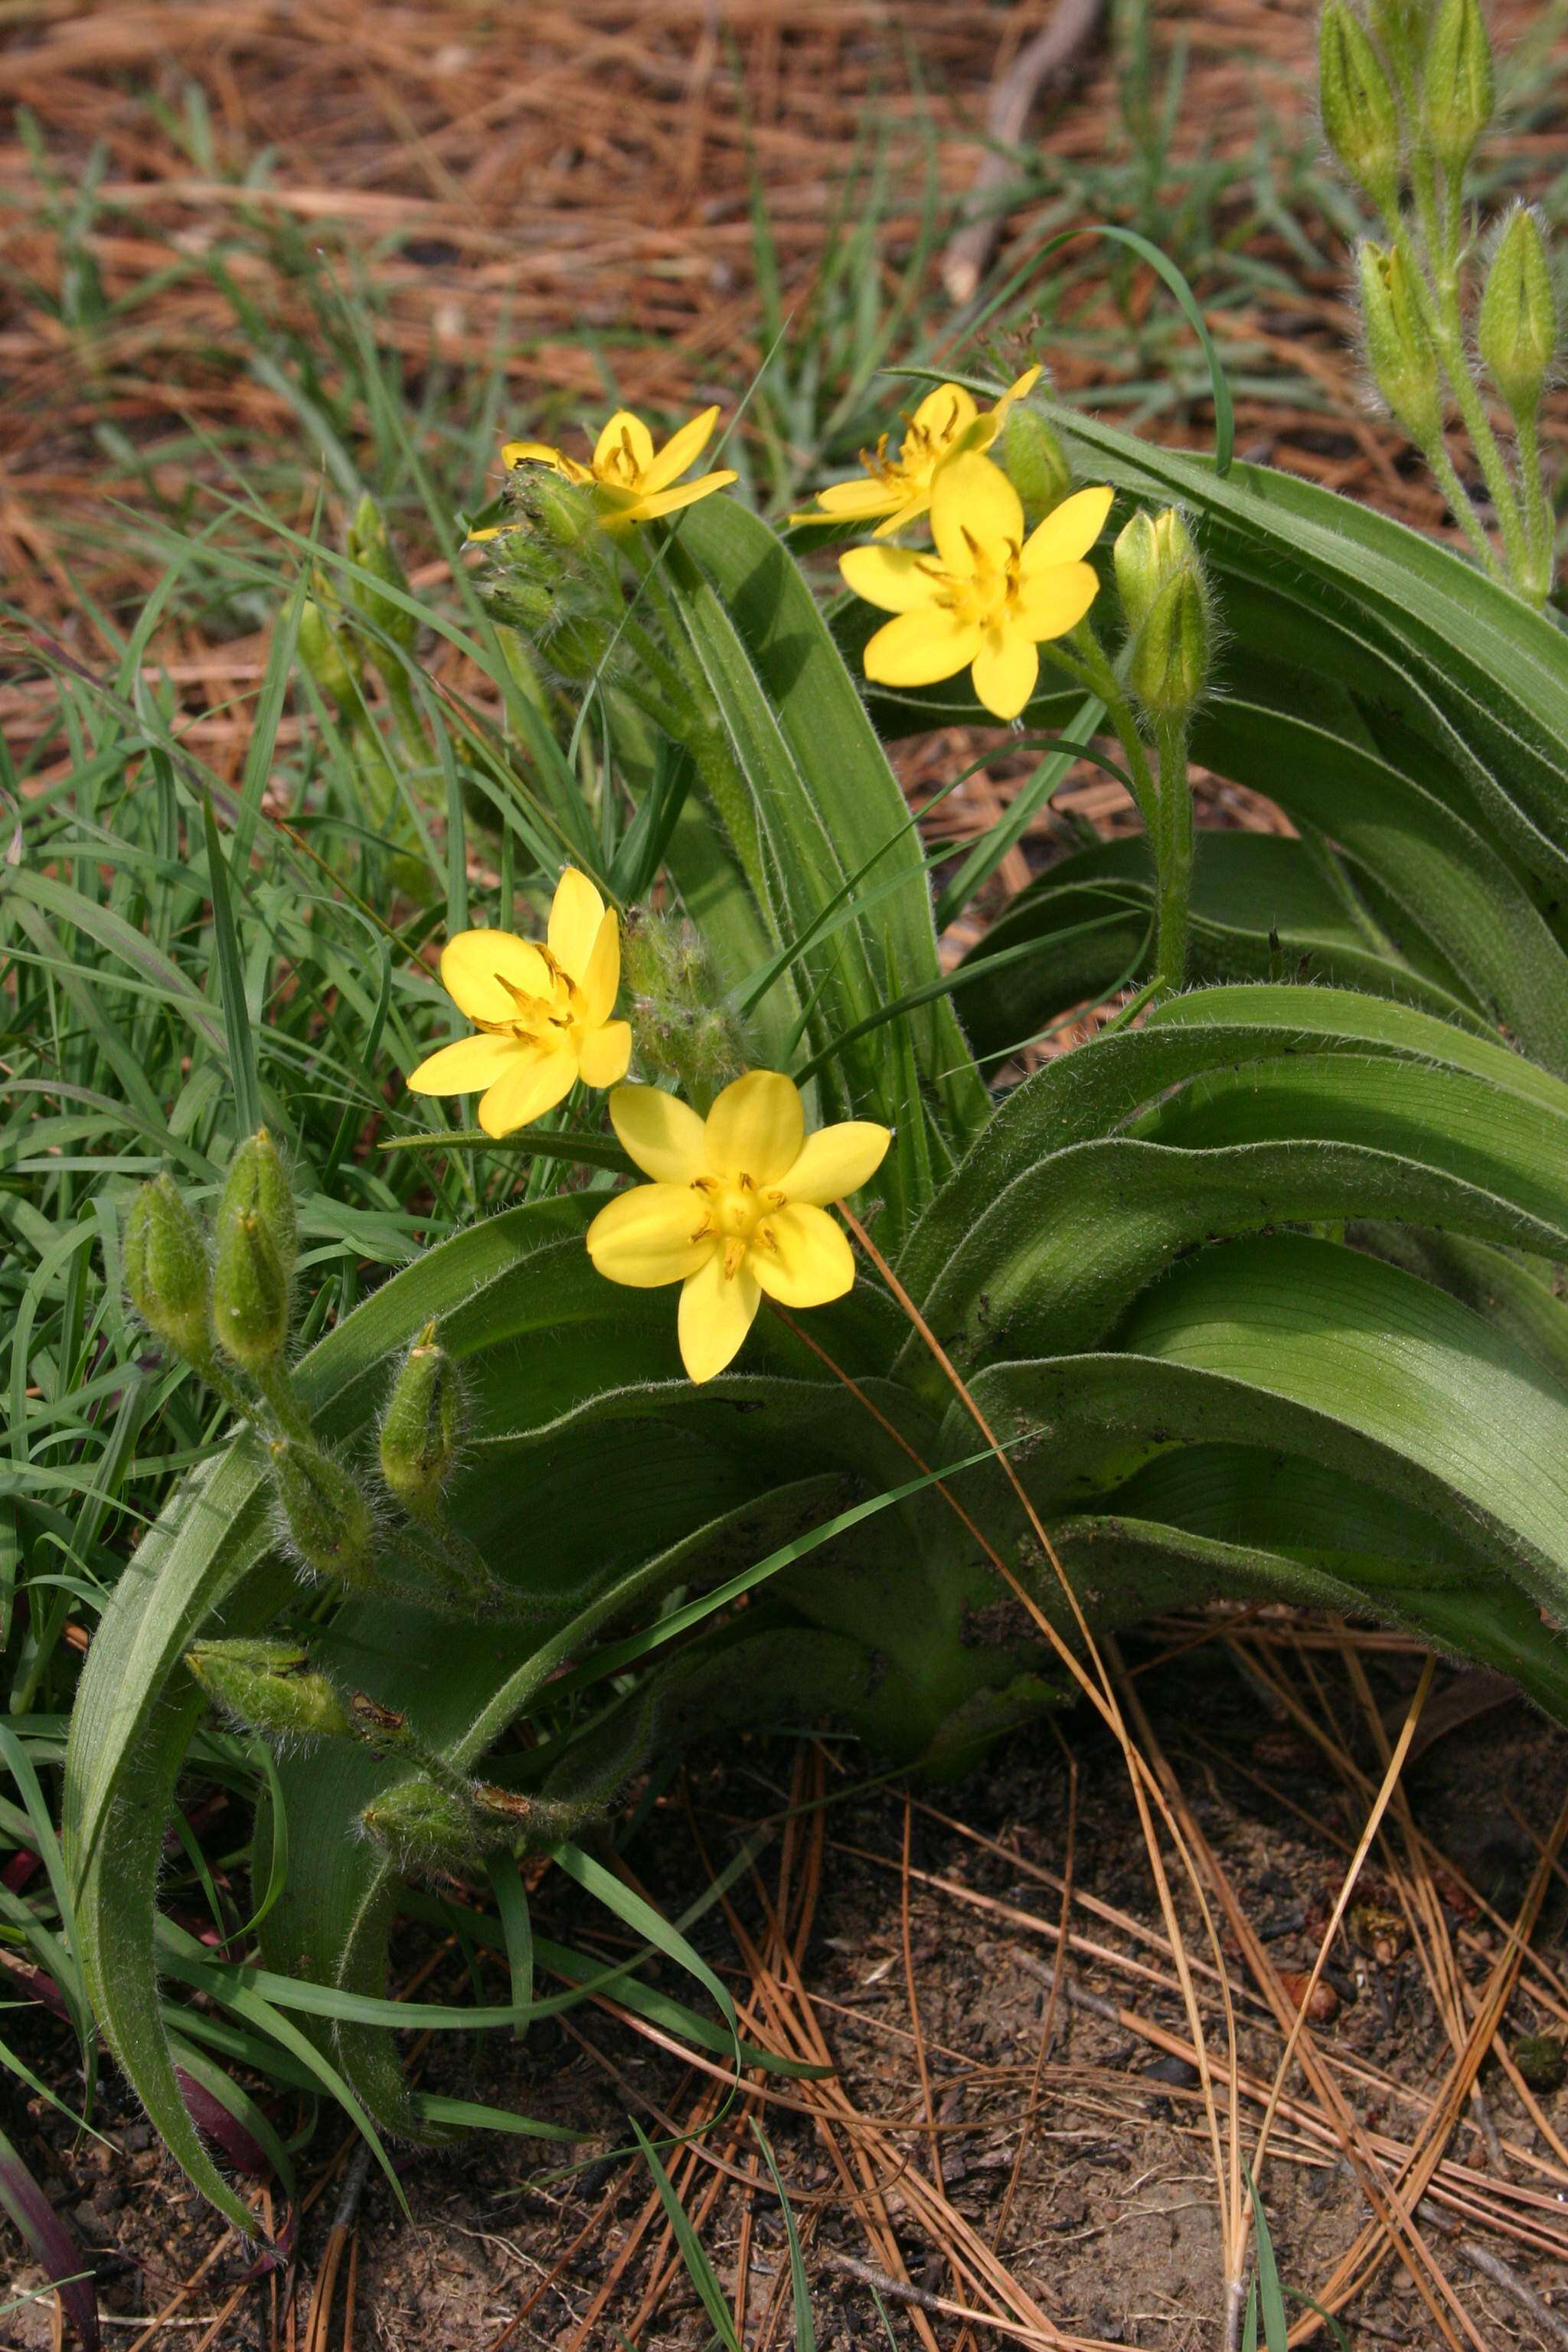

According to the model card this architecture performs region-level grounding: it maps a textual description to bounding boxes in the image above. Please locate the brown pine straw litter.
[5,3,1568,2347]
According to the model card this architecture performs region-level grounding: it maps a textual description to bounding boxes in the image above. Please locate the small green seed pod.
[220,1129,297,1285]
[379,1322,465,1517]
[1357,240,1443,446]
[1478,206,1557,420]
[345,495,416,652]
[124,1174,211,1363]
[1114,508,1212,718]
[1420,0,1493,181]
[297,572,362,713]
[1318,3,1403,218]
[360,1775,484,1873]
[1130,567,1210,722]
[1000,404,1073,524]
[270,1438,377,1589]
[211,1210,289,1374]
[186,1640,351,1742]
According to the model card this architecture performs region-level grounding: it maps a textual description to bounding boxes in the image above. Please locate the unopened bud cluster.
[125,1135,477,1604]
[621,910,746,1108]
[297,499,418,713]
[1319,0,1559,601]
[476,472,622,678]
[1113,508,1212,721]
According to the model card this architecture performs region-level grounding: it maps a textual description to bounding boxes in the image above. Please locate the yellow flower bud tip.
[586,1070,891,1383]
[842,453,1112,722]
[1479,204,1559,419]
[406,869,632,1135]
[1318,2,1403,214]
[124,1174,211,1362]
[792,366,1043,537]
[1421,0,1493,177]
[499,404,737,532]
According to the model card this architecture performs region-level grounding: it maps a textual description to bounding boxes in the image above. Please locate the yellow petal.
[440,929,554,1024]
[576,1018,632,1088]
[593,410,656,480]
[704,1070,804,1184]
[812,478,903,518]
[548,867,606,982]
[677,1249,761,1382]
[839,546,945,612]
[503,439,564,472]
[750,1202,855,1308]
[405,1032,526,1096]
[995,363,1043,415]
[1013,560,1102,643]
[465,524,505,544]
[624,471,737,522]
[863,607,982,688]
[971,631,1039,721]
[870,494,935,538]
[782,1120,890,1206]
[1020,484,1114,573]
[586,1184,713,1289]
[609,1084,708,1183]
[930,451,1024,575]
[577,906,621,1025]
[908,384,978,450]
[638,405,720,495]
[477,1047,577,1137]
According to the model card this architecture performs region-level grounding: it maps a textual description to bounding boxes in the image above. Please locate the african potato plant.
[60,0,1568,2234]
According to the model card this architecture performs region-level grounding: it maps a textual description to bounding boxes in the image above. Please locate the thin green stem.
[253,1357,314,1445]
[1418,431,1505,576]
[1395,220,1531,583]
[1512,406,1556,607]
[1055,629,1161,836]
[1152,714,1194,998]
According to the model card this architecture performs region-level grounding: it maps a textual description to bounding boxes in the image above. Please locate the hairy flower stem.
[1152,714,1194,998]
[1394,220,1531,587]
[253,1358,314,1446]
[1513,407,1556,604]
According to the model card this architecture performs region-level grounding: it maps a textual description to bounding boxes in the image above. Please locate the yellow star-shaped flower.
[791,366,1040,537]
[841,452,1112,721]
[406,868,632,1137]
[498,404,737,532]
[586,1072,890,1383]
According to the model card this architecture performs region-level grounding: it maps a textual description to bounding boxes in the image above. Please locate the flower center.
[926,529,1022,632]
[480,949,581,1051]
[598,428,644,489]
[690,1171,789,1279]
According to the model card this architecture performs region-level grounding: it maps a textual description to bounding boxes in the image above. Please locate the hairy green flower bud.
[270,1439,376,1589]
[1421,0,1493,181]
[1319,3,1402,217]
[526,472,597,550]
[482,574,556,633]
[1131,568,1210,720]
[297,570,361,712]
[360,1775,484,1873]
[345,495,416,652]
[220,1129,297,1285]
[211,1210,289,1373]
[544,611,615,678]
[1479,206,1557,419]
[1000,404,1072,523]
[1370,0,1431,73]
[1114,510,1210,720]
[622,909,746,1106]
[124,1174,211,1363]
[186,1639,351,1742]
[1357,240,1443,445]
[379,1323,465,1517]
